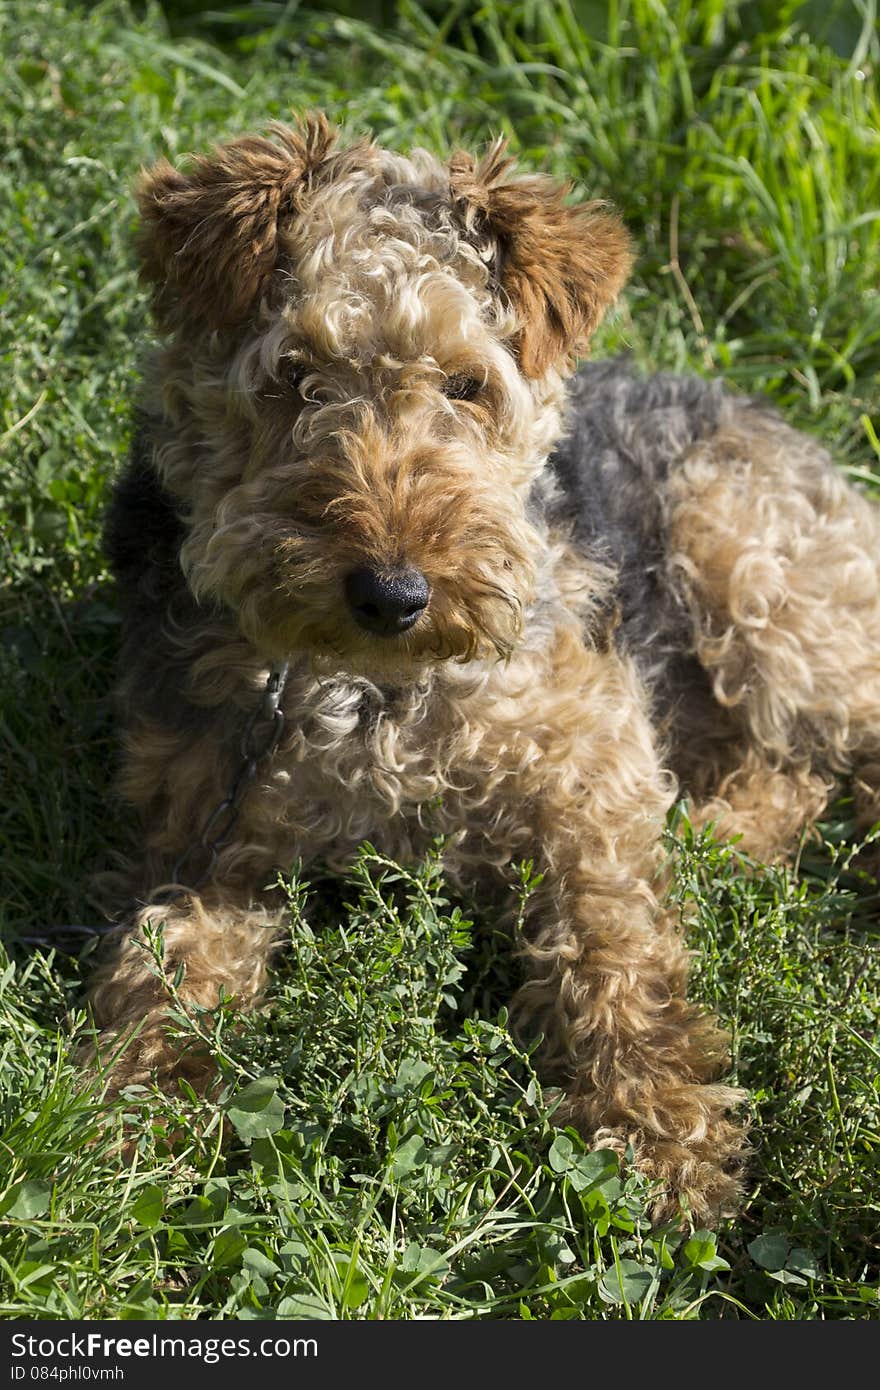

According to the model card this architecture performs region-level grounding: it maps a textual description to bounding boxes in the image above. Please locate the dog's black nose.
[344,565,430,636]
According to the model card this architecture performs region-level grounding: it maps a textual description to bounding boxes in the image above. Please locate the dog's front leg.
[465,632,747,1223]
[86,894,283,1094]
[516,859,746,1225]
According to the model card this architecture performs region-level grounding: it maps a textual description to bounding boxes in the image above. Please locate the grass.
[1,0,879,1320]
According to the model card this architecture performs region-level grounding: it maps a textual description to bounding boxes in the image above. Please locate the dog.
[86,115,880,1224]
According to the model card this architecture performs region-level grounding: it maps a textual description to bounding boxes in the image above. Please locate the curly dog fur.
[85,116,880,1224]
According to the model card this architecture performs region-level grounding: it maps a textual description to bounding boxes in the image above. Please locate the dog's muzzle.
[344,565,430,637]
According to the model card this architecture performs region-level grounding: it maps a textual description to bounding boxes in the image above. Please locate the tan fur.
[668,411,880,858]
[449,141,634,376]
[135,115,347,333]
[89,895,281,1090]
[84,118,880,1228]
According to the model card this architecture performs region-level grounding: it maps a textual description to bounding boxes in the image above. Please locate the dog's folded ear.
[449,143,633,378]
[134,115,338,334]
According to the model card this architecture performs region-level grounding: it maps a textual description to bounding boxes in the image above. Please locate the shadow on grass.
[0,576,122,938]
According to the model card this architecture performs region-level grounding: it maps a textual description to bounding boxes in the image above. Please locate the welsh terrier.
[87,116,880,1224]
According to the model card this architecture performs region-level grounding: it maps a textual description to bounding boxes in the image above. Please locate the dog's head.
[135,116,632,672]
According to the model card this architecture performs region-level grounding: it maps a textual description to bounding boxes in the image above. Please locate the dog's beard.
[181,495,537,673]
[227,572,526,675]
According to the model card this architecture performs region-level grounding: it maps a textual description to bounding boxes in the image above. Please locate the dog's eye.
[284,360,310,395]
[442,374,482,403]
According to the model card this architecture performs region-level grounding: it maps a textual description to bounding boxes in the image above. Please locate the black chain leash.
[168,661,290,894]
[14,663,290,949]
